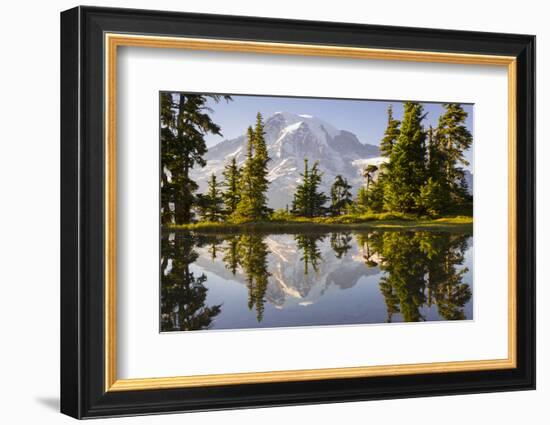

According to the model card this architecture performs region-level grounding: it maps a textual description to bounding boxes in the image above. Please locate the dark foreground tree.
[160,92,231,225]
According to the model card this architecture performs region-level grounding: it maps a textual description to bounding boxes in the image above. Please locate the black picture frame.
[61,5,535,419]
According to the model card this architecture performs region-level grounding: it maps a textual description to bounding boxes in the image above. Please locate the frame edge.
[515,34,536,391]
[62,5,536,418]
[60,6,83,420]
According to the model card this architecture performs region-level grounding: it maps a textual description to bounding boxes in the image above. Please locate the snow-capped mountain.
[191,112,380,209]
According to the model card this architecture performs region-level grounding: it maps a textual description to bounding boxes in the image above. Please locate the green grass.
[164,213,473,234]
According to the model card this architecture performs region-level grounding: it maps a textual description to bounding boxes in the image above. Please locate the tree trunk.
[173,94,192,224]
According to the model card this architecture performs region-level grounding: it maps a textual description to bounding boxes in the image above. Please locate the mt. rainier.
[191,112,380,209]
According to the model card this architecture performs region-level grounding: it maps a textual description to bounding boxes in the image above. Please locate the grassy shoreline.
[164,214,473,234]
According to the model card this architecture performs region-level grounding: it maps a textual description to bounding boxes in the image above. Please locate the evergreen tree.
[383,102,427,213]
[222,157,241,215]
[379,104,401,157]
[200,174,224,222]
[160,92,231,225]
[357,176,385,213]
[435,103,473,204]
[363,164,379,192]
[232,114,272,222]
[330,175,352,216]
[368,179,385,212]
[418,177,448,216]
[423,125,452,216]
[309,161,328,216]
[426,126,443,181]
[356,187,369,211]
[291,159,328,217]
[291,158,310,216]
[232,127,256,221]
[160,94,177,225]
[356,165,379,212]
[251,113,271,219]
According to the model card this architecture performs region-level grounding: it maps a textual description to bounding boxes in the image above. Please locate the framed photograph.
[60,6,535,419]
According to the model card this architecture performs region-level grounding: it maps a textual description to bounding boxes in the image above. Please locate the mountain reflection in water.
[160,230,473,332]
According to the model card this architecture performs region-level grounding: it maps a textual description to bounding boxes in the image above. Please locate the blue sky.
[203,94,474,167]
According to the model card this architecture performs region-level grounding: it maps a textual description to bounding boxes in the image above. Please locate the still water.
[160,230,473,332]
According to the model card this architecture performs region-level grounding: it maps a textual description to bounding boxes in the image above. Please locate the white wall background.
[0,0,545,423]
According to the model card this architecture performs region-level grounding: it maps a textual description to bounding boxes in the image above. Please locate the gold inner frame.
[104,33,517,392]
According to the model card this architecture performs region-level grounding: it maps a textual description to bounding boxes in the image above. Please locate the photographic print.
[61,9,535,416]
[160,93,474,332]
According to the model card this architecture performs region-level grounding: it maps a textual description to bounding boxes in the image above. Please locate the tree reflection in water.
[330,232,353,259]
[160,229,472,331]
[221,236,240,275]
[362,231,472,322]
[160,232,222,331]
[295,233,325,274]
[237,234,271,322]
